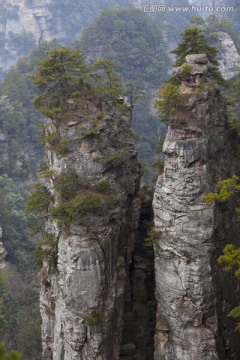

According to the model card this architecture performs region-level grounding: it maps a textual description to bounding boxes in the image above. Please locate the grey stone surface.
[153,76,232,360]
[40,102,141,359]
[216,32,240,80]
[0,226,7,269]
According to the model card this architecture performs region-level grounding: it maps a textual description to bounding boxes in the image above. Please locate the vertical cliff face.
[153,55,238,360]
[0,226,7,269]
[216,32,240,80]
[40,101,141,359]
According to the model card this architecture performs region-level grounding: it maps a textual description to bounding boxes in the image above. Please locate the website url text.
[140,5,234,13]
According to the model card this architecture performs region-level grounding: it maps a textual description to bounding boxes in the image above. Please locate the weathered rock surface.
[216,32,240,80]
[173,53,209,86]
[0,226,7,269]
[153,61,239,359]
[40,101,141,359]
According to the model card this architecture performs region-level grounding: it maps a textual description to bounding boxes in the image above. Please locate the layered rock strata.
[40,101,141,359]
[153,56,236,360]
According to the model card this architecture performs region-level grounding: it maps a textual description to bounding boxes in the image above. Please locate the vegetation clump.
[0,343,19,360]
[202,175,240,204]
[144,229,162,247]
[84,308,103,326]
[202,175,240,328]
[33,232,58,268]
[103,150,129,168]
[32,47,125,120]
[50,192,103,225]
[171,26,224,84]
[154,82,181,121]
[149,158,164,174]
[25,182,53,216]
[49,170,114,225]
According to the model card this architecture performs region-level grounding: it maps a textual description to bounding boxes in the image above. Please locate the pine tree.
[32,47,124,119]
[171,26,224,84]
[32,47,90,118]
[171,26,218,66]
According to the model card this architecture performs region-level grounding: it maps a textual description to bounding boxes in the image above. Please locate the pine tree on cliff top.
[171,26,218,66]
[171,26,224,84]
[155,25,225,121]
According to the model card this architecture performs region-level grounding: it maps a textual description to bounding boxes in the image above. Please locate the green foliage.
[25,182,53,216]
[32,47,90,118]
[79,7,168,87]
[32,47,124,119]
[39,163,55,179]
[103,150,129,168]
[78,6,169,179]
[84,308,103,326]
[204,15,240,53]
[217,244,240,326]
[218,244,240,278]
[144,229,162,247]
[202,175,240,204]
[33,233,58,268]
[39,127,72,154]
[92,59,124,109]
[155,83,181,121]
[149,158,164,174]
[180,63,191,77]
[0,41,62,358]
[171,25,224,84]
[28,169,114,226]
[156,138,165,153]
[50,192,103,225]
[0,270,41,359]
[228,306,240,320]
[0,343,19,360]
[54,170,86,201]
[93,180,111,193]
[203,176,240,327]
[171,26,218,66]
[190,16,205,26]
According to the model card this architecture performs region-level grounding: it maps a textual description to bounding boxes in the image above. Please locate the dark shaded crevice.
[120,188,156,360]
[211,199,240,360]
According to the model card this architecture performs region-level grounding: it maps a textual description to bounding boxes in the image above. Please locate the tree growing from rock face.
[203,175,240,329]
[154,83,181,121]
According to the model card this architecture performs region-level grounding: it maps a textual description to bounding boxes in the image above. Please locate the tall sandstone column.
[40,101,141,360]
[153,55,239,360]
